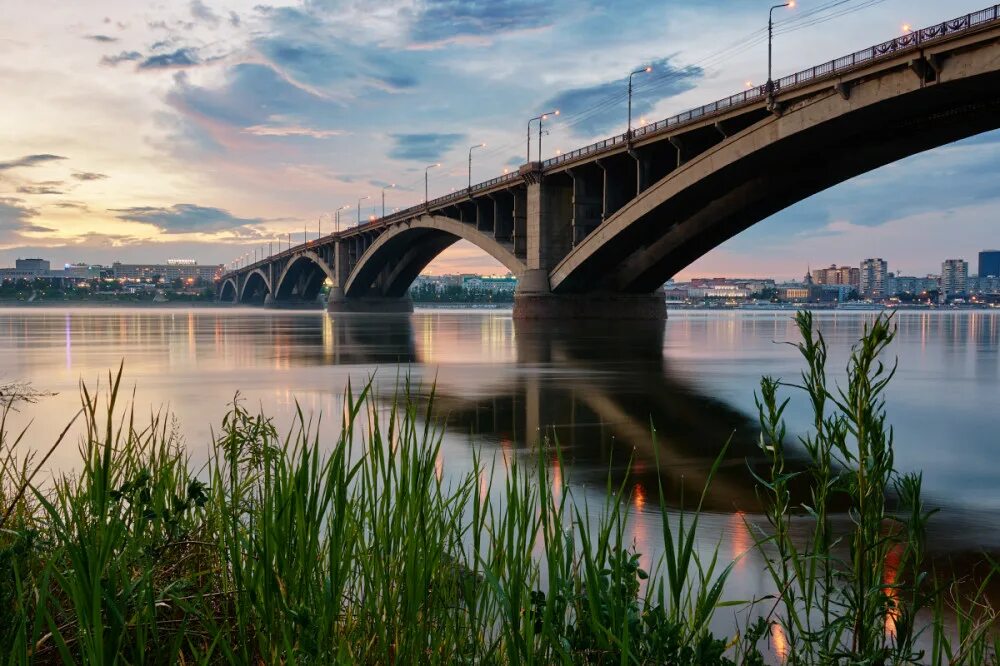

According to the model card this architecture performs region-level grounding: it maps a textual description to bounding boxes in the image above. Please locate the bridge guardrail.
[223,4,1000,280]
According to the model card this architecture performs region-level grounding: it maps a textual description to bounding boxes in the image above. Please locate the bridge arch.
[550,55,1000,293]
[274,251,335,302]
[219,277,238,303]
[344,215,526,298]
[238,269,271,304]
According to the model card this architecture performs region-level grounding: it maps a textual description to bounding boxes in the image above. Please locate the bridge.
[220,6,1000,319]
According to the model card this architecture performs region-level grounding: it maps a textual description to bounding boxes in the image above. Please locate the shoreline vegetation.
[1,312,998,664]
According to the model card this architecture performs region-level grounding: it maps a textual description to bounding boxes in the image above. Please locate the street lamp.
[628,66,652,139]
[357,196,370,226]
[527,110,558,163]
[381,183,395,218]
[425,163,440,205]
[468,143,485,191]
[768,2,795,96]
[335,204,350,233]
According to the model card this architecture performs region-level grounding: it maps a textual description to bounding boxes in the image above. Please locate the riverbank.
[1,313,996,664]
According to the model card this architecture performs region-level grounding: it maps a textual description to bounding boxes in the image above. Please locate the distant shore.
[0,300,996,312]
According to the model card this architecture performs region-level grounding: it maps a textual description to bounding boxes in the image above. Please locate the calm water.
[2,307,999,614]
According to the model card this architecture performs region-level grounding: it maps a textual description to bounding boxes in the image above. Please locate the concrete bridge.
[220,5,1000,319]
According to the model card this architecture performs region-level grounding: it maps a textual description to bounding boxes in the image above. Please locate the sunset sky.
[2,0,998,280]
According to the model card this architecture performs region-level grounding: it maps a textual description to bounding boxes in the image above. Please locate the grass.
[0,312,997,664]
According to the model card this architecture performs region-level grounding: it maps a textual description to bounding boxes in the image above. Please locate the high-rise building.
[811,264,860,287]
[941,259,969,299]
[979,250,1000,278]
[860,258,888,298]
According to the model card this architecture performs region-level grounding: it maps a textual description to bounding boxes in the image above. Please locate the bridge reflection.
[327,313,769,512]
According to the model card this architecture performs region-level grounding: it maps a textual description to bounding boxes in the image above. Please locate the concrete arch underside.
[551,60,1000,294]
[239,270,271,304]
[275,251,335,302]
[219,278,238,302]
[344,215,526,299]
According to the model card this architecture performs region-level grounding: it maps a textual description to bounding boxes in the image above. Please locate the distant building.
[860,258,888,299]
[941,259,969,299]
[62,263,103,279]
[818,284,855,302]
[663,286,689,301]
[812,264,860,288]
[461,275,517,294]
[889,274,939,295]
[979,250,1000,278]
[978,275,1000,295]
[112,262,222,282]
[15,258,50,273]
[778,285,811,302]
[687,285,750,299]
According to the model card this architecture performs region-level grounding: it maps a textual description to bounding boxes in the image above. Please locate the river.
[2,306,998,635]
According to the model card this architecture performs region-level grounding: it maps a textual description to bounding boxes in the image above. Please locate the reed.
[0,314,996,664]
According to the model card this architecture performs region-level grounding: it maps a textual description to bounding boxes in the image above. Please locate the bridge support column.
[525,173,573,272]
[568,165,602,245]
[326,289,414,314]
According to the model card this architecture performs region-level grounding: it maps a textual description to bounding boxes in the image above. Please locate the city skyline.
[2,0,1000,279]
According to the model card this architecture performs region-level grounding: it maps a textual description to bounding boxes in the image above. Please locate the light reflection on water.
[1,306,999,651]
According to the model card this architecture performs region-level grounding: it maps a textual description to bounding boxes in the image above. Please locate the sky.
[1,0,998,281]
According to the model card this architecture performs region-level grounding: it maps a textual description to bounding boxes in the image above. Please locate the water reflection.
[322,314,773,512]
[2,308,998,574]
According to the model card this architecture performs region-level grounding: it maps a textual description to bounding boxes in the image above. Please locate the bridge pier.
[326,286,414,314]
[513,281,667,320]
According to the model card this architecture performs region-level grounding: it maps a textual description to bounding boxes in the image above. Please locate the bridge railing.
[224,4,1000,280]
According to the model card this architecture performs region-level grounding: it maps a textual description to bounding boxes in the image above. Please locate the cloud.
[229,11,241,27]
[101,50,143,66]
[85,34,117,43]
[0,154,66,171]
[139,48,200,70]
[410,0,555,46]
[166,64,346,148]
[112,203,264,234]
[388,133,464,161]
[543,57,703,136]
[71,171,108,181]
[255,35,418,94]
[0,198,38,238]
[242,124,345,138]
[16,184,64,195]
[190,0,221,27]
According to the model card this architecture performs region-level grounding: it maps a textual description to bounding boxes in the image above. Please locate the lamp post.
[425,163,440,206]
[527,110,558,164]
[628,66,652,139]
[768,2,795,96]
[335,204,350,233]
[357,196,370,226]
[381,184,395,218]
[468,143,485,192]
